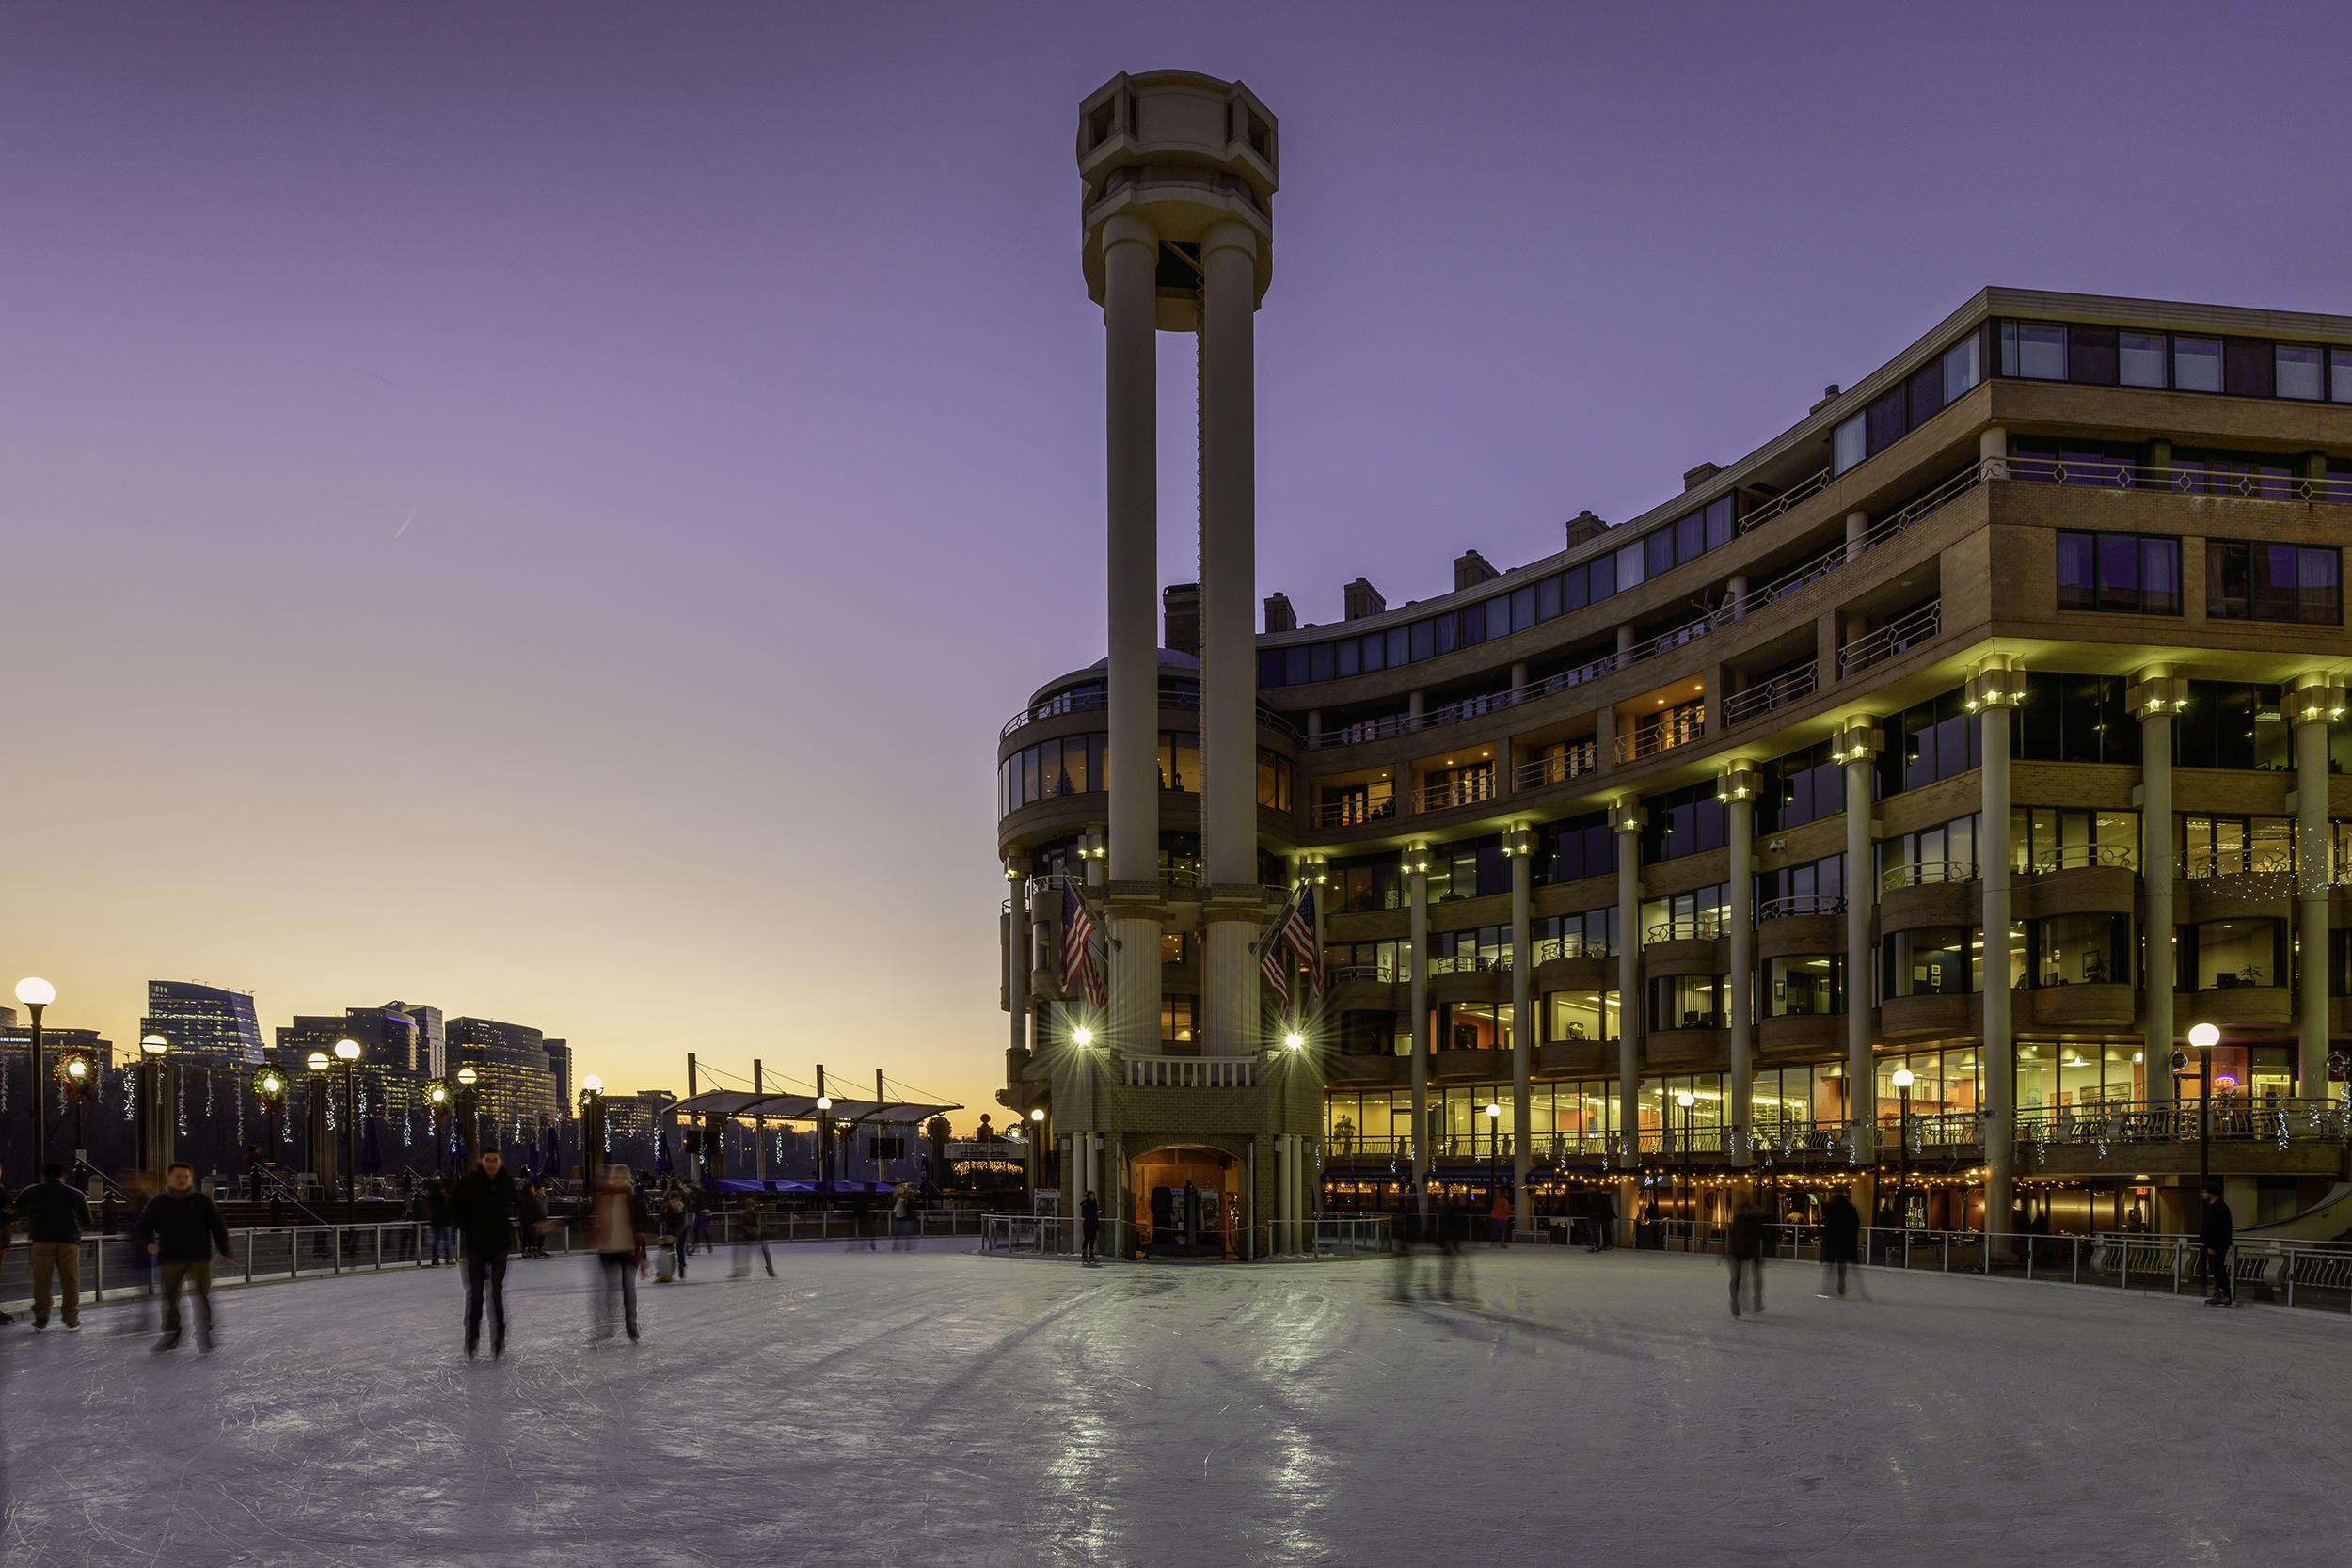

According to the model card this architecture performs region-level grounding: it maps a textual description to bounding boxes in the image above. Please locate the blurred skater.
[731,1195,774,1278]
[451,1149,519,1358]
[1489,1187,1513,1246]
[1588,1187,1617,1252]
[892,1183,916,1252]
[135,1162,234,1354]
[17,1164,92,1331]
[591,1164,644,1341]
[1078,1189,1099,1264]
[1435,1199,1470,1300]
[516,1181,548,1259]
[2201,1181,2233,1306]
[1391,1202,1423,1299]
[425,1178,454,1266]
[1819,1187,1867,1300]
[660,1195,691,1278]
[1727,1197,1765,1317]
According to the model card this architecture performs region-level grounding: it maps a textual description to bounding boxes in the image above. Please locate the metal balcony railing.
[1758,895,1847,921]
[1311,794,1395,830]
[1721,661,1817,727]
[1413,774,1499,814]
[2009,454,2352,503]
[1530,936,1609,963]
[2025,844,2138,874]
[1645,913,1727,943]
[1124,1055,1258,1088]
[1427,955,1513,975]
[1615,710,1704,763]
[1706,460,1987,633]
[1881,860,1981,894]
[1000,689,1298,741]
[1734,466,1833,533]
[1513,741,1599,791]
[1838,598,1943,679]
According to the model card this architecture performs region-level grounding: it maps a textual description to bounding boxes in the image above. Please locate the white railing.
[1513,742,1599,790]
[1646,914,1727,942]
[1708,460,1987,633]
[1615,710,1704,762]
[1531,936,1609,963]
[1413,775,1500,814]
[1427,955,1512,975]
[1721,662,1818,727]
[1124,1055,1259,1088]
[1839,597,1942,678]
[1735,466,1833,533]
[2010,454,2352,503]
[1758,894,1846,921]
[1311,794,1396,830]
[1881,860,1980,893]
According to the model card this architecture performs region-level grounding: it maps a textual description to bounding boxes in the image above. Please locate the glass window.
[1283,647,1309,685]
[2003,321,2067,380]
[2056,531,2094,610]
[1942,335,1981,403]
[1645,530,1674,579]
[2174,335,2222,393]
[1704,497,1735,551]
[1867,388,1905,454]
[2187,918,2284,990]
[1309,642,1335,683]
[1255,749,1291,812]
[1885,927,1979,996]
[1908,362,1944,428]
[1589,553,1615,601]
[1544,990,1618,1043]
[1615,540,1645,591]
[1408,620,1433,661]
[2033,913,2129,987]
[2119,331,2167,388]
[1336,638,1359,677]
[1157,732,1200,791]
[1537,574,1563,620]
[1764,955,1843,1017]
[1833,414,1866,475]
[2277,343,2324,401]
[2333,346,2352,404]
[1384,626,1408,668]
[1512,584,1536,631]
[1434,612,1458,655]
[1648,974,1726,1031]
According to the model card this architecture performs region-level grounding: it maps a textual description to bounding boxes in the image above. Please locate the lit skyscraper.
[141,981,265,1066]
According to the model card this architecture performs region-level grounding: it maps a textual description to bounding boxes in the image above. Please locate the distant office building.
[0,1026,113,1072]
[140,981,265,1067]
[446,1016,559,1128]
[543,1038,573,1111]
[277,1006,437,1131]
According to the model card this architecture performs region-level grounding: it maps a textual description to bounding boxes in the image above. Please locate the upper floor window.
[1642,883,1730,944]
[2001,321,2068,380]
[1759,739,1844,832]
[2056,530,2182,615]
[1642,780,1726,863]
[1534,908,1618,959]
[1756,854,1846,920]
[1255,749,1292,812]
[2014,808,2138,873]
[1427,835,1508,903]
[2175,685,2290,771]
[1877,686,1979,798]
[1537,812,1616,886]
[2014,673,2140,768]
[2207,541,2341,625]
[1333,853,1403,912]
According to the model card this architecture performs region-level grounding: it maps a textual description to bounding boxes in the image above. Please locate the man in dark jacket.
[425,1179,454,1266]
[1079,1189,1101,1265]
[1727,1199,1766,1317]
[2200,1181,2234,1305]
[1820,1188,1867,1299]
[448,1150,519,1358]
[134,1162,234,1353]
[17,1164,93,1330]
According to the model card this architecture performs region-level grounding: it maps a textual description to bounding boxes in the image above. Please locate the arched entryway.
[1131,1145,1240,1259]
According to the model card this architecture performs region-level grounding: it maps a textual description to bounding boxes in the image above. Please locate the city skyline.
[2,4,2346,1122]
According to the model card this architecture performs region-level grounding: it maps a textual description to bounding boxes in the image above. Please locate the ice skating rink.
[3,1243,2345,1567]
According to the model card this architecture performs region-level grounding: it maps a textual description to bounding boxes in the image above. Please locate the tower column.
[1200,219,1260,890]
[1612,800,1646,1168]
[1973,657,2025,1243]
[2130,673,2178,1109]
[2290,676,2344,1102]
[1102,212,1159,884]
[1507,824,1534,1232]
[1835,720,1883,1178]
[1720,764,1759,1168]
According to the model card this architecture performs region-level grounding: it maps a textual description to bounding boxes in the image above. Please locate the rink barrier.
[1559,1219,2352,1316]
[979,1213,1392,1261]
[0,1208,988,1314]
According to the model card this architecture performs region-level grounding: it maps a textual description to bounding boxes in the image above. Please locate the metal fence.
[979,1213,1391,1261]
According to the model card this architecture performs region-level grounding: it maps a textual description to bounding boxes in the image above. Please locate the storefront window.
[1640,1074,1726,1148]
[1885,927,1979,995]
[1764,955,1843,1016]
[1872,1049,1982,1122]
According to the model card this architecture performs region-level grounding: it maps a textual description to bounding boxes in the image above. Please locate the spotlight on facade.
[1283,1030,1304,1051]
[1073,1026,1095,1048]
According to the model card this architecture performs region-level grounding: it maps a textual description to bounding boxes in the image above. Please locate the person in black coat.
[1820,1188,1867,1300]
[1727,1199,1766,1317]
[2200,1182,2234,1305]
[1079,1190,1101,1265]
[134,1162,234,1354]
[425,1179,454,1266]
[448,1151,519,1357]
[17,1164,93,1330]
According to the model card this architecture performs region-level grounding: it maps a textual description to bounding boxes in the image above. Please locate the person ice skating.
[691,1189,713,1254]
[731,1195,774,1277]
[1436,1198,1470,1299]
[1079,1189,1100,1264]
[591,1164,644,1340]
[1820,1187,1867,1299]
[1489,1188,1513,1246]
[1589,1187,1617,1252]
[1391,1201,1423,1299]
[660,1195,691,1278]
[425,1178,454,1266]
[1727,1198,1766,1317]
[2200,1181,2234,1305]
[135,1162,234,1354]
[892,1183,916,1251]
[516,1181,548,1259]
[450,1149,519,1358]
[17,1164,92,1331]
[0,1169,16,1325]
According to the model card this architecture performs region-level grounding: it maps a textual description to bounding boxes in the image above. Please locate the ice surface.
[3,1242,2346,1567]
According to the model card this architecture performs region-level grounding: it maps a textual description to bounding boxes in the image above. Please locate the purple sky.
[2,3,2345,1124]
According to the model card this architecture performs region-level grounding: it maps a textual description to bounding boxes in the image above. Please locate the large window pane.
[2333,346,2352,404]
[2277,343,2324,401]
[2095,533,2140,612]
[1943,335,1981,403]
[1886,927,1978,996]
[1645,530,1674,579]
[1833,414,1866,475]
[2174,336,2222,393]
[2298,548,2340,625]
[1616,540,1645,590]
[2142,538,2181,614]
[2192,918,2282,990]
[2010,322,2067,380]
[2119,331,2167,388]
[2034,913,2128,987]
[1764,955,1843,1016]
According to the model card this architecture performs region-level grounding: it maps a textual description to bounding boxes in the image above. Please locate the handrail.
[2026,844,2138,874]
[1735,466,1833,534]
[1427,955,1513,975]
[1645,914,1726,943]
[1721,662,1817,727]
[1615,710,1705,763]
[1513,741,1598,791]
[1328,962,1396,984]
[1708,459,1987,632]
[1531,935,1610,963]
[1413,775,1500,814]
[1881,860,1980,893]
[1838,597,1942,679]
[2010,453,2352,503]
[1310,793,1396,830]
[2180,849,2296,879]
[1124,1055,1259,1088]
[1001,689,1300,741]
[1758,894,1846,921]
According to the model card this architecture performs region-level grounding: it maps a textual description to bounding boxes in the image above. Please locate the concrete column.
[1408,689,1425,732]
[1616,624,1636,657]
[1199,219,1259,890]
[1727,574,1748,621]
[1510,661,1529,700]
[1845,750,1877,1166]
[1109,911,1160,1056]
[1306,710,1321,746]
[1979,424,2009,479]
[2135,676,2174,1109]
[1408,850,1430,1210]
[1101,213,1158,883]
[1509,829,1534,1232]
[1979,679,2017,1242]
[1613,804,1645,1168]
[2293,680,2338,1100]
[1845,509,1869,559]
[1724,767,1756,1166]
[1008,892,1030,1070]
[1202,915,1256,1056]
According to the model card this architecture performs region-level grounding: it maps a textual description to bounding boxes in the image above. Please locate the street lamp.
[1486,1101,1502,1228]
[334,1038,362,1224]
[1072,1026,1094,1048]
[139,1033,174,1178]
[17,978,55,1176]
[815,1093,833,1185]
[1284,1029,1306,1052]
[1030,1106,1047,1199]
[1891,1069,1915,1233]
[2188,1022,2221,1205]
[1676,1090,1696,1249]
[251,1066,287,1197]
[59,1054,92,1171]
[455,1065,480,1164]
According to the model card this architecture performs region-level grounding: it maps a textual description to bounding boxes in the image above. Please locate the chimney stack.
[1682,462,1722,491]
[1263,591,1297,633]
[1453,549,1500,592]
[1162,583,1200,657]
[1343,578,1386,620]
[1564,509,1608,549]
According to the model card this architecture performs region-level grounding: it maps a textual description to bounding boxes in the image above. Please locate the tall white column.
[2133,673,2175,1109]
[1841,727,1880,1169]
[1722,766,1756,1166]
[1200,219,1259,890]
[1101,213,1158,883]
[1976,659,2022,1242]
[2292,677,2341,1101]
[1613,803,1645,1168]
[1408,847,1430,1210]
[1509,826,1534,1232]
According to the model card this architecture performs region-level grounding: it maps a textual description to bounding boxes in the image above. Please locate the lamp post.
[17,977,54,1176]
[139,1033,173,1179]
[334,1037,362,1224]
[304,1050,332,1203]
[1030,1106,1047,1202]
[455,1065,480,1164]
[426,1081,451,1172]
[1485,1100,1502,1239]
[251,1066,286,1199]
[1676,1089,1696,1249]
[60,1054,91,1171]
[579,1076,606,1184]
[1892,1069,1915,1233]
[2189,1022,2220,1204]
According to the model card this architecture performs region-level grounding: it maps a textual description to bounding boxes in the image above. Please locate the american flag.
[1260,933,1290,1005]
[1062,884,1104,1008]
[1282,887,1322,996]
